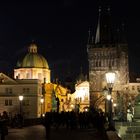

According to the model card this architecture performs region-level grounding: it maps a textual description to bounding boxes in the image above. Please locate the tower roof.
[16,43,49,69]
[87,6,127,47]
[95,6,112,44]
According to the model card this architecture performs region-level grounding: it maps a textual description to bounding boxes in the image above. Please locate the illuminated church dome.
[17,43,49,69]
[14,43,51,83]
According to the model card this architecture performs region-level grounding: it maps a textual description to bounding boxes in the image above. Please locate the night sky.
[0,1,140,82]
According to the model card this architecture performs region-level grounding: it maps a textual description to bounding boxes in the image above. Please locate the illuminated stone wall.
[67,81,90,112]
[88,44,129,108]
[14,68,50,83]
[43,83,68,112]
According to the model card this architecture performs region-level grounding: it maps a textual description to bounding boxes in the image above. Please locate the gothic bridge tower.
[87,6,129,109]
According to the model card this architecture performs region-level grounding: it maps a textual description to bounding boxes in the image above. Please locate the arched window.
[96,61,98,67]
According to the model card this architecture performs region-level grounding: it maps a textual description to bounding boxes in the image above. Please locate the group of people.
[0,111,24,140]
[0,111,24,128]
[42,108,121,140]
[10,114,24,128]
[0,111,9,140]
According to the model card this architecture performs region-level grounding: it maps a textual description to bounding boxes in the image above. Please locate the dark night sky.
[0,1,140,82]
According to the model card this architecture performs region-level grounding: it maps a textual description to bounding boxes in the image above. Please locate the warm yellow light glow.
[19,95,24,101]
[113,103,117,107]
[106,94,111,100]
[76,89,84,100]
[40,98,44,104]
[75,87,89,101]
[67,81,89,112]
[85,108,88,112]
[105,72,116,84]
[14,68,50,83]
[71,104,74,108]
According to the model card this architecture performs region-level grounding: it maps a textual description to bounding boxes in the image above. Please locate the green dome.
[17,43,49,69]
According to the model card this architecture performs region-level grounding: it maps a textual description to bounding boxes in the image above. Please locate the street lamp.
[40,97,44,117]
[113,103,117,116]
[105,69,116,126]
[106,94,112,100]
[19,95,24,115]
[103,86,108,113]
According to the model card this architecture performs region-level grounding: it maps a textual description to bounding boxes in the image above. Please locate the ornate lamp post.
[103,86,108,114]
[113,103,117,116]
[105,69,116,126]
[19,95,24,115]
[40,97,44,117]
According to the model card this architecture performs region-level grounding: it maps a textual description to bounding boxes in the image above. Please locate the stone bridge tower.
[87,6,129,109]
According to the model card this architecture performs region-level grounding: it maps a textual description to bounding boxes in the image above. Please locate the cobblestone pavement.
[5,125,103,140]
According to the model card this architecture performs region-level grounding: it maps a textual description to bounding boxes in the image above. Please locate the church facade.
[14,43,51,83]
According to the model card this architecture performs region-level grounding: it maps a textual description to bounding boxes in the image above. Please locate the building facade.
[14,43,51,83]
[0,72,43,119]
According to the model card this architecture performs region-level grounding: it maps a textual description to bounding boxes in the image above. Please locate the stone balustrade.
[115,122,140,140]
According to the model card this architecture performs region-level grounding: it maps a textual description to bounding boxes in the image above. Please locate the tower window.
[112,60,114,66]
[96,61,98,67]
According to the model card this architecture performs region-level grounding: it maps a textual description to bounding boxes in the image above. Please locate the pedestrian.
[127,109,133,122]
[0,119,8,140]
[43,112,52,140]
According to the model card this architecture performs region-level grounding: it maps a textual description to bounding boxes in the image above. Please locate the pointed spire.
[95,5,113,44]
[95,6,101,44]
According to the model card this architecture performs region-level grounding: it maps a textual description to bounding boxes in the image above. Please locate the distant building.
[67,73,90,112]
